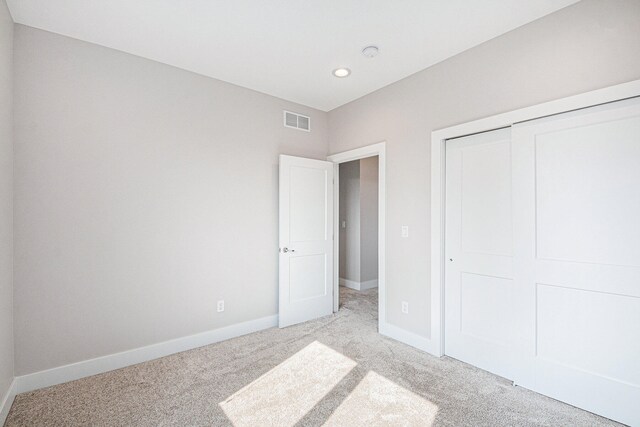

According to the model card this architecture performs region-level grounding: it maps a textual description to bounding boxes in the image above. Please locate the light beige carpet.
[5,287,621,426]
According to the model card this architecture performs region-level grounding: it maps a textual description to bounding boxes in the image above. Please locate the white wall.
[359,156,378,284]
[328,0,640,338]
[339,160,360,283]
[12,25,329,376]
[0,0,14,408]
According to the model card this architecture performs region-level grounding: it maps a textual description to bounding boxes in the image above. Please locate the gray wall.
[359,156,378,283]
[328,0,640,337]
[13,25,329,375]
[339,160,360,283]
[0,0,13,401]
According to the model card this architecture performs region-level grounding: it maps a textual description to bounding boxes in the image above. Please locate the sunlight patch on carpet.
[219,341,356,426]
[323,371,438,426]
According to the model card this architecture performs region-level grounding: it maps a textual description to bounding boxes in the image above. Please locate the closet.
[444,97,640,426]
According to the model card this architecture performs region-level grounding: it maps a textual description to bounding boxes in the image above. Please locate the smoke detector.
[362,46,379,58]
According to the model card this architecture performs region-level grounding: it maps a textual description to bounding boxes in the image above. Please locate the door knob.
[282,247,295,253]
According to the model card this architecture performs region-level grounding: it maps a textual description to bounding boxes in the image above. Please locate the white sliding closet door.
[445,98,640,425]
[511,99,640,426]
[445,128,517,380]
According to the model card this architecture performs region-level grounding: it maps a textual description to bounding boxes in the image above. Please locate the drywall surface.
[0,0,13,405]
[359,156,378,283]
[338,160,360,283]
[13,25,329,375]
[328,0,640,337]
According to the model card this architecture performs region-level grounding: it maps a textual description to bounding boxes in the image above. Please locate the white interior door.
[444,127,517,380]
[511,98,640,426]
[279,155,334,328]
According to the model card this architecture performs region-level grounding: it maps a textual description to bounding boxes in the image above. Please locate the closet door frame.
[428,79,640,359]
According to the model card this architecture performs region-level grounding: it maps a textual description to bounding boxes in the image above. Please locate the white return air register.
[283,110,311,132]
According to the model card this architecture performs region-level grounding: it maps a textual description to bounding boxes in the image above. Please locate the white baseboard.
[15,314,278,394]
[360,279,378,290]
[0,378,17,425]
[379,321,439,356]
[340,277,360,290]
[339,278,378,291]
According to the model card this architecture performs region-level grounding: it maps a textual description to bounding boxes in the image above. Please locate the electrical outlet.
[217,300,225,313]
[401,225,409,238]
[401,301,409,314]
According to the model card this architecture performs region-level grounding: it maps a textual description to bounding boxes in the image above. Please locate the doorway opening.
[328,142,386,334]
[337,156,379,315]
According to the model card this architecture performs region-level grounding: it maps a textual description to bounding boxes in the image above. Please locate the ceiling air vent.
[284,110,311,132]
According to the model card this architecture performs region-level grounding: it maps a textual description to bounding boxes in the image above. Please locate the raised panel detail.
[460,272,514,346]
[289,166,327,242]
[535,116,640,267]
[289,254,326,301]
[461,141,512,256]
[536,283,640,387]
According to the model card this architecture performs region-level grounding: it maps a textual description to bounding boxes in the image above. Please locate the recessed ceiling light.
[362,46,379,58]
[332,68,351,78]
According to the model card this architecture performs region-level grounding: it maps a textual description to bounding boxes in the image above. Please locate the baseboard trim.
[0,378,17,425]
[360,279,378,290]
[379,321,439,356]
[339,277,360,290]
[15,314,278,394]
[339,278,378,291]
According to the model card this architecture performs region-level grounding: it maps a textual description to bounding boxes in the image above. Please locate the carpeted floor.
[5,287,621,426]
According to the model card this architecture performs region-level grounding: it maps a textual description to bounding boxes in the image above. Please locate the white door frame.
[429,79,640,357]
[328,142,386,330]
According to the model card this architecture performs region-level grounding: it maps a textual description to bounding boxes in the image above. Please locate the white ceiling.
[6,0,579,111]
